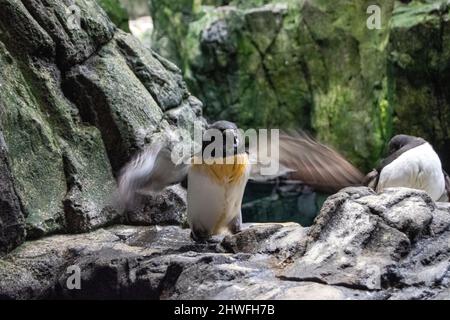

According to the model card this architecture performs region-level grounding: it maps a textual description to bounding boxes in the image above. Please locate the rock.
[0,0,204,245]
[149,0,201,66]
[220,223,307,258]
[0,130,26,256]
[282,187,450,293]
[0,0,116,68]
[63,30,203,172]
[1,188,449,299]
[126,185,188,226]
[1,223,372,300]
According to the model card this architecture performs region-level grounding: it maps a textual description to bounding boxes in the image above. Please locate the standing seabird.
[365,135,450,201]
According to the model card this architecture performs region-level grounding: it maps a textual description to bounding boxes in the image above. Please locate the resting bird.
[118,121,364,242]
[365,134,450,202]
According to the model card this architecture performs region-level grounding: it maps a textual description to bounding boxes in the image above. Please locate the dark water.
[242,180,329,227]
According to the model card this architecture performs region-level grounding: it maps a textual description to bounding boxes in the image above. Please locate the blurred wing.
[118,142,189,205]
[250,131,365,193]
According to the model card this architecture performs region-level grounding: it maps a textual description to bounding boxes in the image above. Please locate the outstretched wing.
[250,131,365,193]
[118,142,189,206]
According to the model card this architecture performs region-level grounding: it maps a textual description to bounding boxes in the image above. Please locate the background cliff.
[149,0,450,173]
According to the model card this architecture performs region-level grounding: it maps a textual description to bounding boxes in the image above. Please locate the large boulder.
[1,188,449,299]
[0,0,203,251]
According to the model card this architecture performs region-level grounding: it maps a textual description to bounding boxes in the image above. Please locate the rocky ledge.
[1,187,449,300]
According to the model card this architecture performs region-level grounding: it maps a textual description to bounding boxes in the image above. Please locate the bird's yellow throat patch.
[191,154,249,186]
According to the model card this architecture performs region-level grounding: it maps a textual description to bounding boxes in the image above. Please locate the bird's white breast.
[187,156,250,235]
[377,143,445,200]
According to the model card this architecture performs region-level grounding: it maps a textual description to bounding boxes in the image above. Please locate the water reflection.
[242,180,329,227]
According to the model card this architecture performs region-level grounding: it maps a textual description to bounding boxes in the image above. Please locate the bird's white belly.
[187,165,249,235]
[377,143,445,200]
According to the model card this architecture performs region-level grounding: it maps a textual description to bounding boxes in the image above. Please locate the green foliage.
[98,0,130,32]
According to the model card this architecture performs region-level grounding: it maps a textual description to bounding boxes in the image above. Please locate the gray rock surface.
[1,188,449,300]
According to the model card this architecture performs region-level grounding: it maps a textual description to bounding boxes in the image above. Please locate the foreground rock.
[1,188,449,300]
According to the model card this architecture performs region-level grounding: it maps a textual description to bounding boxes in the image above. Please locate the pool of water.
[242,180,329,227]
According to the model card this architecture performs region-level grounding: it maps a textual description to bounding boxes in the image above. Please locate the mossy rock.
[0,0,204,252]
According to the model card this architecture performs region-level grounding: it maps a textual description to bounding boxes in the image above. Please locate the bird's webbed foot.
[228,214,243,235]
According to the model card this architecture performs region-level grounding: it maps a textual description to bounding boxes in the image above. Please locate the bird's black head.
[202,121,242,159]
[387,134,425,156]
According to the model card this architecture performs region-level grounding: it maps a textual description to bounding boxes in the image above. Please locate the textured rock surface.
[1,188,449,300]
[0,0,203,253]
